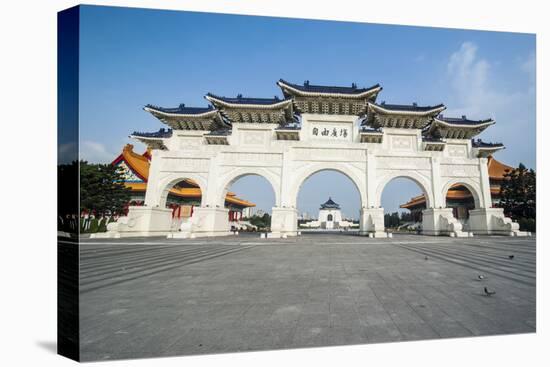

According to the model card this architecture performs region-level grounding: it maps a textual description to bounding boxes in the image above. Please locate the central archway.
[289,163,367,209]
[293,167,364,233]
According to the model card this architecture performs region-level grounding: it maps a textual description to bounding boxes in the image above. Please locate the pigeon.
[424,256,429,260]
[508,255,515,260]
[484,287,496,296]
[477,275,486,281]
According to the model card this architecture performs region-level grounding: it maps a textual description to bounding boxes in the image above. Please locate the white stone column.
[269,207,298,238]
[478,157,492,209]
[365,151,378,208]
[182,153,231,237]
[359,151,387,237]
[429,156,444,209]
[144,149,163,207]
[202,154,222,207]
[269,149,297,238]
[419,156,470,237]
[190,206,230,237]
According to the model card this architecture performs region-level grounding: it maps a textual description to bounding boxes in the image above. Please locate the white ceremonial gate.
[105,79,527,238]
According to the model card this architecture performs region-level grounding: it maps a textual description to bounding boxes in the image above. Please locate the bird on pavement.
[508,255,515,260]
[484,287,496,296]
[477,275,486,281]
[424,256,429,260]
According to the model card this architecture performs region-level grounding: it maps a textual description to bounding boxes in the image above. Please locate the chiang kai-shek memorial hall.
[104,79,528,238]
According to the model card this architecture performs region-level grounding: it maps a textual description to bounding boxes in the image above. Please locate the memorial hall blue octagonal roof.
[320,197,341,210]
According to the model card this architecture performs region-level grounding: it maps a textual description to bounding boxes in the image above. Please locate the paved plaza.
[79,233,536,361]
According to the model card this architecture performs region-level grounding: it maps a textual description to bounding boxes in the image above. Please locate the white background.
[0,0,547,365]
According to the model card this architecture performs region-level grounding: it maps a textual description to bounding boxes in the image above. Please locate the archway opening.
[445,184,476,223]
[160,178,203,232]
[296,170,361,233]
[224,174,275,233]
[381,177,427,233]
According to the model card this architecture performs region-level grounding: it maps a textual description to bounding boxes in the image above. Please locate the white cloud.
[80,140,116,163]
[445,42,509,119]
[520,51,535,75]
[520,51,536,92]
[443,42,536,168]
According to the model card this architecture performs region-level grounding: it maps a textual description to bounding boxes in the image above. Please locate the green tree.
[498,163,536,230]
[400,211,413,223]
[80,161,132,216]
[249,213,272,230]
[384,212,400,228]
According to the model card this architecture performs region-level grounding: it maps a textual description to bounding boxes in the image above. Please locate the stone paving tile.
[79,233,536,361]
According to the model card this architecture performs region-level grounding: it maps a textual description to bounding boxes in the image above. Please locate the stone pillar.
[469,208,527,236]
[365,151,378,208]
[190,206,231,237]
[430,157,444,209]
[99,206,173,238]
[422,208,469,237]
[279,149,293,208]
[477,157,492,209]
[144,149,163,207]
[361,152,388,237]
[360,207,387,237]
[269,207,298,238]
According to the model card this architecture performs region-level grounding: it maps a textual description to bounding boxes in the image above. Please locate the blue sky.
[78,5,535,218]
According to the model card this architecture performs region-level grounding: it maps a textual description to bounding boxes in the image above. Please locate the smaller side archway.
[215,168,280,233]
[155,173,208,209]
[148,173,208,233]
[441,178,482,210]
[375,172,434,209]
[377,173,433,233]
[215,167,281,208]
[441,179,483,223]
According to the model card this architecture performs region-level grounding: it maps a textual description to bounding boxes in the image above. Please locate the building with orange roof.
[112,144,255,222]
[400,155,513,222]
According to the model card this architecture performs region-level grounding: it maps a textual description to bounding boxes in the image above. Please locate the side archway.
[441,178,482,210]
[155,172,208,208]
[215,167,281,208]
[375,172,434,209]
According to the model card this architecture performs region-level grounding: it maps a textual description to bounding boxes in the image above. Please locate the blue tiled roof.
[131,128,173,138]
[471,139,503,148]
[145,103,215,114]
[375,102,445,112]
[206,93,288,105]
[279,79,380,95]
[437,115,493,125]
[320,197,340,209]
